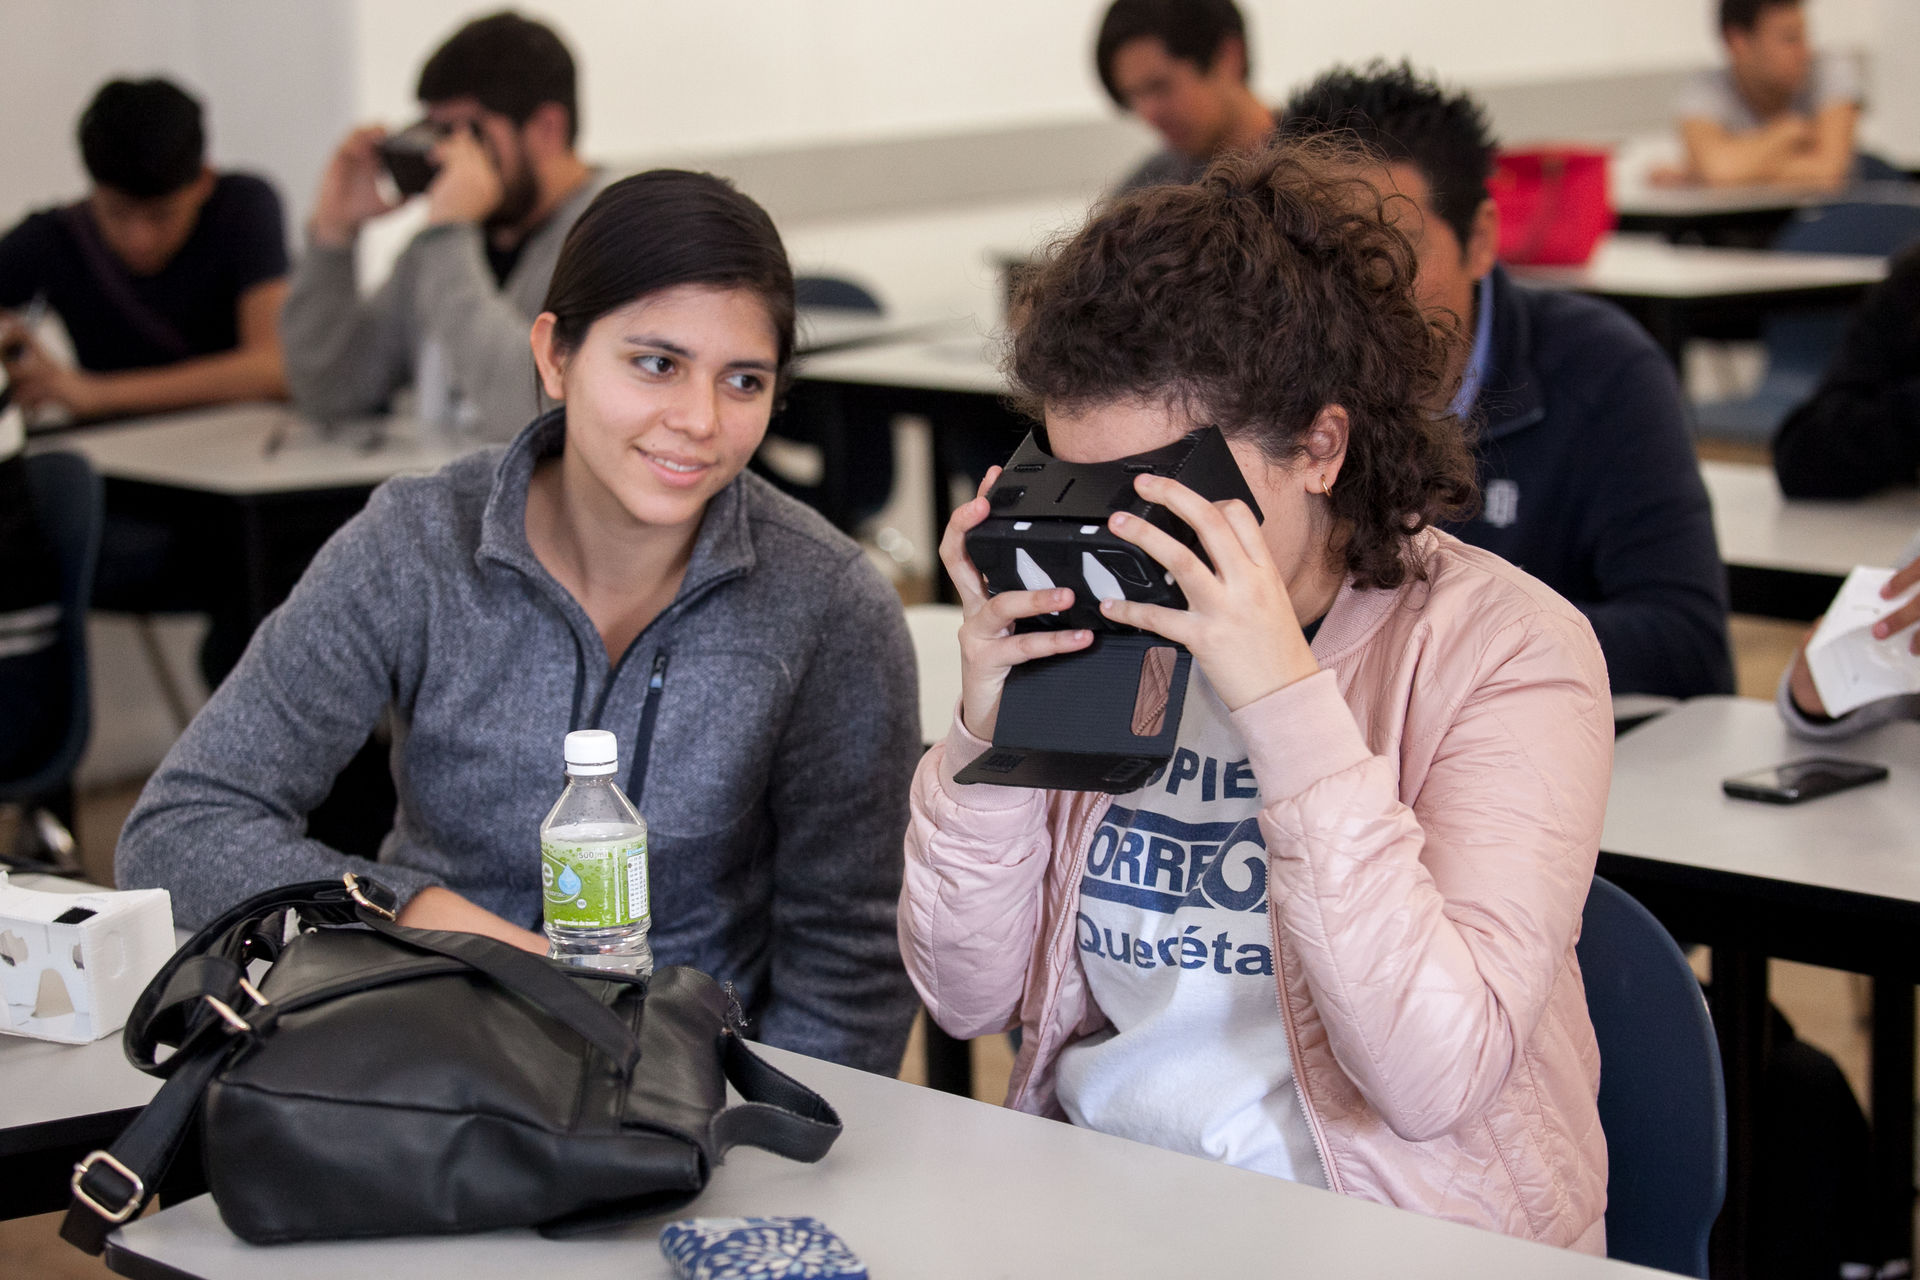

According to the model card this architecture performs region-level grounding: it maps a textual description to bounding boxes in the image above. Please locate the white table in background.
[1511,233,1888,368]
[32,404,464,633]
[1615,178,1920,243]
[795,331,1022,593]
[104,1042,1667,1280]
[42,403,460,497]
[1601,696,1920,1270]
[1701,460,1920,619]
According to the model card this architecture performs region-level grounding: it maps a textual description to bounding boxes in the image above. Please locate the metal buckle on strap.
[71,1151,145,1224]
[341,872,397,921]
[202,995,252,1034]
[235,976,269,1009]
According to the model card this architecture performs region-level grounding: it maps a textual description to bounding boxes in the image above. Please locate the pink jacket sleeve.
[899,714,1058,1040]
[1241,613,1611,1143]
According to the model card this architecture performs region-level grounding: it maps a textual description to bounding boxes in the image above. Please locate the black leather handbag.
[62,874,842,1253]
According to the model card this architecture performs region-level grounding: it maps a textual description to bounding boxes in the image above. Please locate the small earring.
[1318,474,1334,497]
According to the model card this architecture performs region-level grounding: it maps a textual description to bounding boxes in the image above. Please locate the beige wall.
[0,0,1888,229]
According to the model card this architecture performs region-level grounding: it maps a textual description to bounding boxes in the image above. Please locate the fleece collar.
[1469,264,1548,444]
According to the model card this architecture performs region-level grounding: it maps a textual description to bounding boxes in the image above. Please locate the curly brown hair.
[1008,137,1477,590]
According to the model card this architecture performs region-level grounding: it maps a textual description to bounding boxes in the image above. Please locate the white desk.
[1601,696,1920,1269]
[105,1042,1663,1280]
[30,404,469,635]
[1604,696,1920,902]
[1513,233,1888,300]
[1511,232,1887,368]
[44,403,463,497]
[0,876,164,1134]
[1616,182,1832,226]
[2,875,172,1219]
[795,329,1006,396]
[1615,178,1920,242]
[1702,460,1920,618]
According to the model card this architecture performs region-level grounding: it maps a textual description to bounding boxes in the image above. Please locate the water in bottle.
[541,729,654,977]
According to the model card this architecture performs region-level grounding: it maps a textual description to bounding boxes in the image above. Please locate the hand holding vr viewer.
[943,424,1320,792]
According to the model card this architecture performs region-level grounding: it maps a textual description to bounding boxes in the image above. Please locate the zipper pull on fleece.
[628,651,670,803]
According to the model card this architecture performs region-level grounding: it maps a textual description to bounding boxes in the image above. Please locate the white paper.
[1806,567,1920,717]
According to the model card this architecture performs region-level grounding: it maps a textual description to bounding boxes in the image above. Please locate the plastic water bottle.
[540,730,654,977]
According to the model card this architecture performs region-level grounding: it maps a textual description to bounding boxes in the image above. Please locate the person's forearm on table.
[397,885,547,953]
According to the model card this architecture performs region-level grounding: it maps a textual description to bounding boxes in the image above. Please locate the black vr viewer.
[954,425,1263,793]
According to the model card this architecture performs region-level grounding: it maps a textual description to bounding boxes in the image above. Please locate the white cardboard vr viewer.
[0,871,175,1044]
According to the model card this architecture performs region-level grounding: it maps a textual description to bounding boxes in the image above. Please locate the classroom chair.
[0,451,103,874]
[902,602,981,1097]
[755,275,896,532]
[1694,199,1920,444]
[1577,875,1727,1279]
[905,603,963,748]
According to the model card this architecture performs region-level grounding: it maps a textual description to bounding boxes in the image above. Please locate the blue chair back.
[0,450,103,801]
[794,275,882,313]
[1576,875,1727,1279]
[1775,197,1920,258]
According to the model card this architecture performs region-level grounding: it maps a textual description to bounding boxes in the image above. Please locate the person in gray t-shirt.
[282,13,614,443]
[1671,0,1861,189]
[1094,0,1278,195]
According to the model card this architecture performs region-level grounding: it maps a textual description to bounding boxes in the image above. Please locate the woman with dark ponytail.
[119,171,921,1075]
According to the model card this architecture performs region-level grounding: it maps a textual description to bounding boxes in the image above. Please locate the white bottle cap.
[563,729,619,776]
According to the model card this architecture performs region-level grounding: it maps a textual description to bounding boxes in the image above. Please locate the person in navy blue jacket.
[1281,64,1735,699]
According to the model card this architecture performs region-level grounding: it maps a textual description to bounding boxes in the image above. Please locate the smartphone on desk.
[1722,757,1889,805]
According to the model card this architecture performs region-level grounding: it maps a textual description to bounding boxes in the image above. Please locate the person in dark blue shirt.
[1280,63,1735,699]
[0,78,288,422]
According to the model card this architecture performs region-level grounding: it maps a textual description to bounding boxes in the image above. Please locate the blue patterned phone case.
[659,1216,868,1280]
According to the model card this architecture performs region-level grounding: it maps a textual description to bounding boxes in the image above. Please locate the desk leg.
[1871,977,1916,1271]
[1709,945,1768,1280]
[923,1018,973,1097]
[1641,300,1689,372]
[926,412,955,604]
[239,497,273,629]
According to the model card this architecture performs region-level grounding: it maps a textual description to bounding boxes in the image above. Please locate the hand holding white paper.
[1807,567,1920,717]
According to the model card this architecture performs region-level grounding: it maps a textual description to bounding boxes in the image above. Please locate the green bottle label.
[541,832,650,930]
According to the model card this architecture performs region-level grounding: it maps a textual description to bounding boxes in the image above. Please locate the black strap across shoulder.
[62,875,841,1254]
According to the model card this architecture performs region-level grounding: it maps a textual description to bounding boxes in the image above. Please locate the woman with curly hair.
[900,139,1612,1251]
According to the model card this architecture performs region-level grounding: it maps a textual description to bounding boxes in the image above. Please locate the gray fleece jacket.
[281,169,615,442]
[117,411,921,1075]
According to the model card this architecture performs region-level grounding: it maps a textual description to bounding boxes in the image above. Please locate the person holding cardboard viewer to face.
[901,139,1613,1252]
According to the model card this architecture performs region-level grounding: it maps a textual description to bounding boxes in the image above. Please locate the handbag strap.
[537,1032,845,1240]
[710,1032,844,1161]
[357,913,641,1068]
[60,1008,239,1254]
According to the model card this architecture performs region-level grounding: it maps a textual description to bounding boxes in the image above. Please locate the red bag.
[1489,147,1615,266]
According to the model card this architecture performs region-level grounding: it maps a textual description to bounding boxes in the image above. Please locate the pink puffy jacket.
[900,531,1612,1253]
